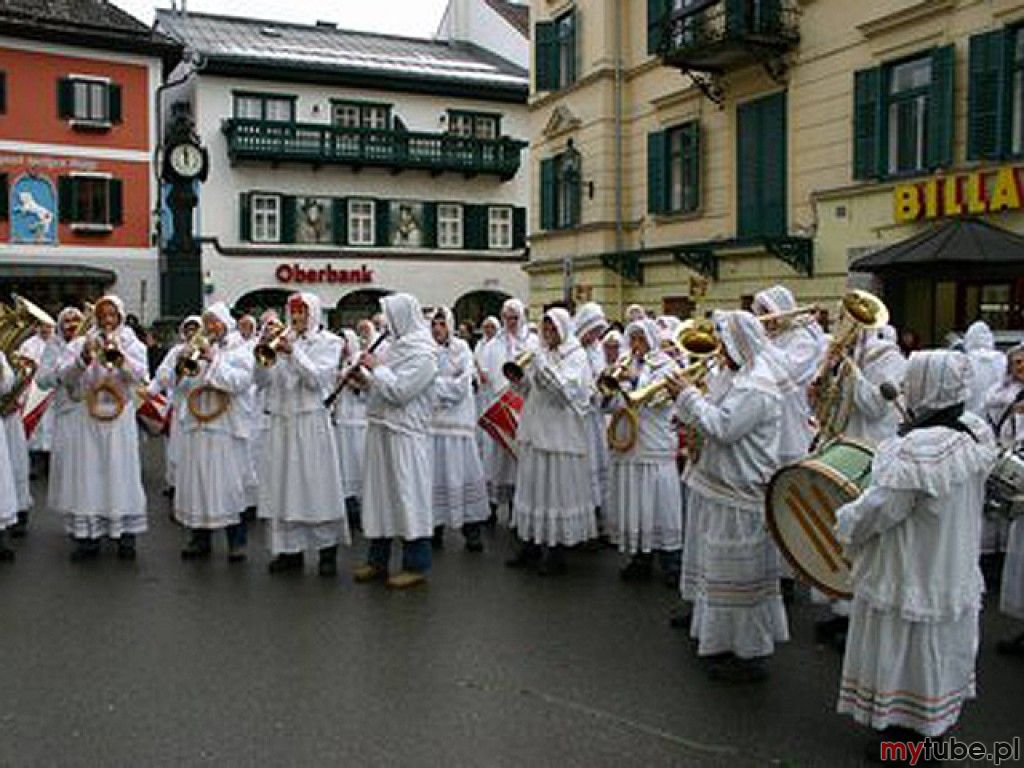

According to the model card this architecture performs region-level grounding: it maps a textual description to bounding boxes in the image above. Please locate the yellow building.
[526,0,1024,343]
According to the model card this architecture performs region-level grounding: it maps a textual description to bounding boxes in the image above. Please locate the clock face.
[170,143,203,178]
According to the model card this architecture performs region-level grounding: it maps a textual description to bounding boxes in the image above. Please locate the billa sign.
[893,165,1024,223]
[275,263,374,285]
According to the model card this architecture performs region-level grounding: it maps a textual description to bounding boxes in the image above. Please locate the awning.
[850,217,1024,274]
[0,264,116,282]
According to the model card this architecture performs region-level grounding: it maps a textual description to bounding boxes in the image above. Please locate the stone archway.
[233,288,292,322]
[453,289,512,332]
[334,288,393,330]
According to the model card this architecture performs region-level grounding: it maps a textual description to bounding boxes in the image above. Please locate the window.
[437,204,463,249]
[972,27,1024,160]
[737,92,786,238]
[535,9,577,91]
[348,199,375,245]
[853,46,954,180]
[57,175,123,229]
[488,207,513,249]
[57,77,121,125]
[332,101,391,129]
[233,92,295,123]
[649,121,700,215]
[447,111,501,139]
[251,194,281,242]
[74,177,109,224]
[540,145,582,230]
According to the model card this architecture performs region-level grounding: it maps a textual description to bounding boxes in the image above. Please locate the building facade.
[526,0,1024,343]
[0,1,177,321]
[158,0,531,329]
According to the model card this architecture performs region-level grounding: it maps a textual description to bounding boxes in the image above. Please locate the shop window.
[57,77,122,126]
[348,199,375,246]
[535,8,577,92]
[852,46,954,180]
[233,92,295,123]
[57,175,123,230]
[489,206,513,249]
[251,194,281,242]
[648,120,700,215]
[437,204,463,249]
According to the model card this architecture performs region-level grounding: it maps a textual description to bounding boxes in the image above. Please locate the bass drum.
[767,438,873,600]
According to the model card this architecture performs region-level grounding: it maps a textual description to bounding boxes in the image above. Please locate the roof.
[156,10,529,103]
[485,0,529,38]
[0,0,180,64]
[850,217,1024,274]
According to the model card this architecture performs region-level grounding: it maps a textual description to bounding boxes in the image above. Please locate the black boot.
[620,554,653,581]
[318,546,338,577]
[781,578,796,605]
[462,522,483,553]
[9,510,28,539]
[432,526,445,551]
[996,630,1024,656]
[506,541,541,568]
[181,529,212,560]
[708,655,769,683]
[70,538,100,562]
[814,616,849,646]
[117,534,137,561]
[0,531,14,562]
[268,552,304,574]
[486,502,498,529]
[345,497,362,537]
[537,545,567,577]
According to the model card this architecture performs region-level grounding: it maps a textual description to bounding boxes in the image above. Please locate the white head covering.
[626,304,646,322]
[964,321,996,353]
[626,318,659,351]
[574,302,607,340]
[340,328,360,365]
[655,315,681,333]
[381,292,435,364]
[903,350,972,416]
[95,294,125,328]
[752,284,797,316]
[481,315,499,332]
[203,301,236,334]
[431,305,456,345]
[286,292,324,334]
[500,298,528,340]
[603,329,623,349]
[178,314,202,339]
[877,324,898,344]
[712,309,768,371]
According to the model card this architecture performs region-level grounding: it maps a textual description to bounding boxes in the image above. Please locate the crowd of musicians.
[0,284,1022,760]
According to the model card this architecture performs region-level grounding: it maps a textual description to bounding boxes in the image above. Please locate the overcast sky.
[110,0,451,37]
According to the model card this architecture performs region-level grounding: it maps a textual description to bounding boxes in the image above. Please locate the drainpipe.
[614,0,625,317]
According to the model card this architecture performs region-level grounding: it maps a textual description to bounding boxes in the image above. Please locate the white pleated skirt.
[1000,519,1024,620]
[682,490,789,659]
[335,421,366,499]
[837,599,978,737]
[362,424,432,540]
[431,432,489,528]
[585,411,608,510]
[174,429,247,529]
[513,443,596,546]
[165,418,180,488]
[269,520,347,554]
[605,458,682,554]
[4,414,31,512]
[484,437,517,506]
[0,416,17,528]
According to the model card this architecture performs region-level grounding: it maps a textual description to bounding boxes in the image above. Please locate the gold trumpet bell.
[675,319,719,358]
[502,350,534,381]
[842,290,889,329]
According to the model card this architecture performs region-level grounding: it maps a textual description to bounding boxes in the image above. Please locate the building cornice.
[201,237,529,264]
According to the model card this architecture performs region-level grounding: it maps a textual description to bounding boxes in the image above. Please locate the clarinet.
[323,331,389,408]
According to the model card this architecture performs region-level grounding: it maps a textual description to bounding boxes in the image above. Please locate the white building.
[157,0,530,328]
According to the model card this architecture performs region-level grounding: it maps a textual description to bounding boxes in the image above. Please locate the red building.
[0,0,179,321]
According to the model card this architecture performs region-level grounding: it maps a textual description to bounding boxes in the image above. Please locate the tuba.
[810,290,889,443]
[0,295,56,415]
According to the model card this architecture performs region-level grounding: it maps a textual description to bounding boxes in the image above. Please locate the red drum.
[21,382,54,440]
[137,392,172,437]
[478,388,524,457]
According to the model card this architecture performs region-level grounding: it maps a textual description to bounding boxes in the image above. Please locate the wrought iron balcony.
[221,119,526,180]
[657,0,800,75]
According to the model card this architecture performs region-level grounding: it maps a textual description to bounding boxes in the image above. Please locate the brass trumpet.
[175,331,210,378]
[757,304,819,327]
[98,333,125,370]
[597,353,633,397]
[501,349,534,382]
[254,322,290,367]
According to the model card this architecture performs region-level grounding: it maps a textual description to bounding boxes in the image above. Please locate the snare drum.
[478,388,524,457]
[767,438,873,600]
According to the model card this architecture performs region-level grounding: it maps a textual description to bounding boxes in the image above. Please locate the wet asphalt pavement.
[0,437,1021,767]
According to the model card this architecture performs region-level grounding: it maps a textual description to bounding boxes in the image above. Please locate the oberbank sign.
[893,165,1024,223]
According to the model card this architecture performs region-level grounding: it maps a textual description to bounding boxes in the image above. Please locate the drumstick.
[879,381,909,423]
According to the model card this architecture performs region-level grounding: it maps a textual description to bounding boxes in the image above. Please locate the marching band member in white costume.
[478,298,537,522]
[602,330,623,368]
[235,313,260,516]
[18,318,56,483]
[55,295,148,561]
[3,328,40,537]
[0,352,18,561]
[985,345,1024,656]
[507,308,595,575]
[353,293,438,589]
[473,315,499,462]
[605,318,682,581]
[428,306,489,552]
[573,302,610,530]
[174,302,253,562]
[149,315,202,497]
[668,310,788,682]
[835,350,995,745]
[255,293,348,577]
[331,328,368,534]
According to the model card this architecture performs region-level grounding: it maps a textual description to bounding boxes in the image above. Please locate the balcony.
[221,119,526,180]
[657,0,800,75]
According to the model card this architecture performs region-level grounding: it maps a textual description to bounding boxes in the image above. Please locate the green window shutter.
[535,21,555,90]
[566,10,578,87]
[462,205,485,250]
[927,44,956,170]
[57,78,74,119]
[853,67,883,180]
[760,92,787,237]
[513,207,527,249]
[374,200,390,246]
[239,193,251,241]
[108,83,122,123]
[647,0,668,55]
[683,121,701,213]
[280,195,296,243]
[108,178,123,225]
[540,157,556,230]
[725,0,746,36]
[332,197,347,245]
[0,175,8,219]
[967,30,1009,161]
[736,100,761,237]
[647,130,667,215]
[421,202,437,248]
[58,176,75,222]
